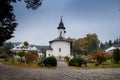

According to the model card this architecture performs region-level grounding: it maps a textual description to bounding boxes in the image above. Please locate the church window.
[59,48,61,52]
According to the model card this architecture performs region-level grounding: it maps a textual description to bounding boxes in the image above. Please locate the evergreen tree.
[108,40,112,47]
[113,38,120,47]
[0,0,43,46]
[99,42,105,50]
[118,37,120,46]
[23,41,29,48]
[2,42,14,54]
[112,49,120,63]
[100,37,120,50]
[0,0,17,46]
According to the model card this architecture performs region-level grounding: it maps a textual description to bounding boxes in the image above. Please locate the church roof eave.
[49,37,71,44]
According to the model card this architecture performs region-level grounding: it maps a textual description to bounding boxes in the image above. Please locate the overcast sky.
[8,0,120,45]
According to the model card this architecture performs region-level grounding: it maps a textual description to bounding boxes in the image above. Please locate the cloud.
[9,0,120,44]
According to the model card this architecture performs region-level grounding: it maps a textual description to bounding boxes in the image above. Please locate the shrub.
[38,61,45,67]
[16,51,26,63]
[81,55,93,63]
[43,56,57,67]
[95,63,99,66]
[25,51,39,65]
[68,57,87,67]
[0,54,8,59]
[112,49,120,64]
[92,51,108,64]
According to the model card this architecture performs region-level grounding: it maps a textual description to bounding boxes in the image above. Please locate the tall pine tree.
[0,0,43,46]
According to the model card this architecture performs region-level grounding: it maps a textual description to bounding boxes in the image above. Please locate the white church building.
[46,17,72,60]
[11,17,72,60]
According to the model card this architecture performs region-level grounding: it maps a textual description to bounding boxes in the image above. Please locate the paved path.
[0,62,120,80]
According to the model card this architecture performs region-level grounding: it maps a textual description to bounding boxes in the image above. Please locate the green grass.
[88,63,120,68]
[2,61,40,68]
[0,59,5,62]
[2,59,56,69]
[1,59,120,69]
[70,61,120,69]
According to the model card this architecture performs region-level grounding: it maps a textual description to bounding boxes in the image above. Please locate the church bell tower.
[57,16,66,38]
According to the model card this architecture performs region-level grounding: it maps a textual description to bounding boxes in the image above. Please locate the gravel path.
[0,62,120,80]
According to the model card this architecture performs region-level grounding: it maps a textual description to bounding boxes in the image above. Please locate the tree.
[99,42,105,50]
[112,49,120,64]
[23,41,29,48]
[1,42,14,55]
[75,33,100,55]
[69,38,84,56]
[0,0,43,46]
[113,37,120,47]
[77,38,89,55]
[17,50,26,63]
[85,33,100,54]
[0,0,17,46]
[72,39,83,56]
[70,33,100,56]
[108,40,112,47]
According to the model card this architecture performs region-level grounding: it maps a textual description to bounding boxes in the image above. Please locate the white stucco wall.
[50,41,70,57]
[58,29,65,37]
[46,50,53,57]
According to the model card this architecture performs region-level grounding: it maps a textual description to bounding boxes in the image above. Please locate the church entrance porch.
[55,55,70,62]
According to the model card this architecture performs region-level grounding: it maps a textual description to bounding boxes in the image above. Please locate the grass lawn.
[88,62,120,68]
[1,59,120,69]
[2,61,40,68]
[2,60,56,69]
[0,59,5,62]
[70,61,120,69]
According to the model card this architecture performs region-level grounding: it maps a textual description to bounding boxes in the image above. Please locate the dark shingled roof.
[36,45,53,50]
[57,17,65,29]
[49,36,71,43]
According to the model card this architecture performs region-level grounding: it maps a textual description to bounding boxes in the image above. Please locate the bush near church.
[68,57,87,67]
[41,56,57,67]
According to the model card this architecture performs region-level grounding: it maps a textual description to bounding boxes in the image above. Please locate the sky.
[8,0,120,45]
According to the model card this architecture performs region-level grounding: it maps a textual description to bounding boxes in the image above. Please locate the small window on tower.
[59,48,61,52]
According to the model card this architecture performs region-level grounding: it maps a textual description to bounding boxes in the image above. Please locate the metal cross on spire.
[60,16,63,22]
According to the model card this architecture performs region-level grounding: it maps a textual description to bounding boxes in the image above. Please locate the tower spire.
[57,16,66,37]
[60,16,63,23]
[57,16,65,29]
